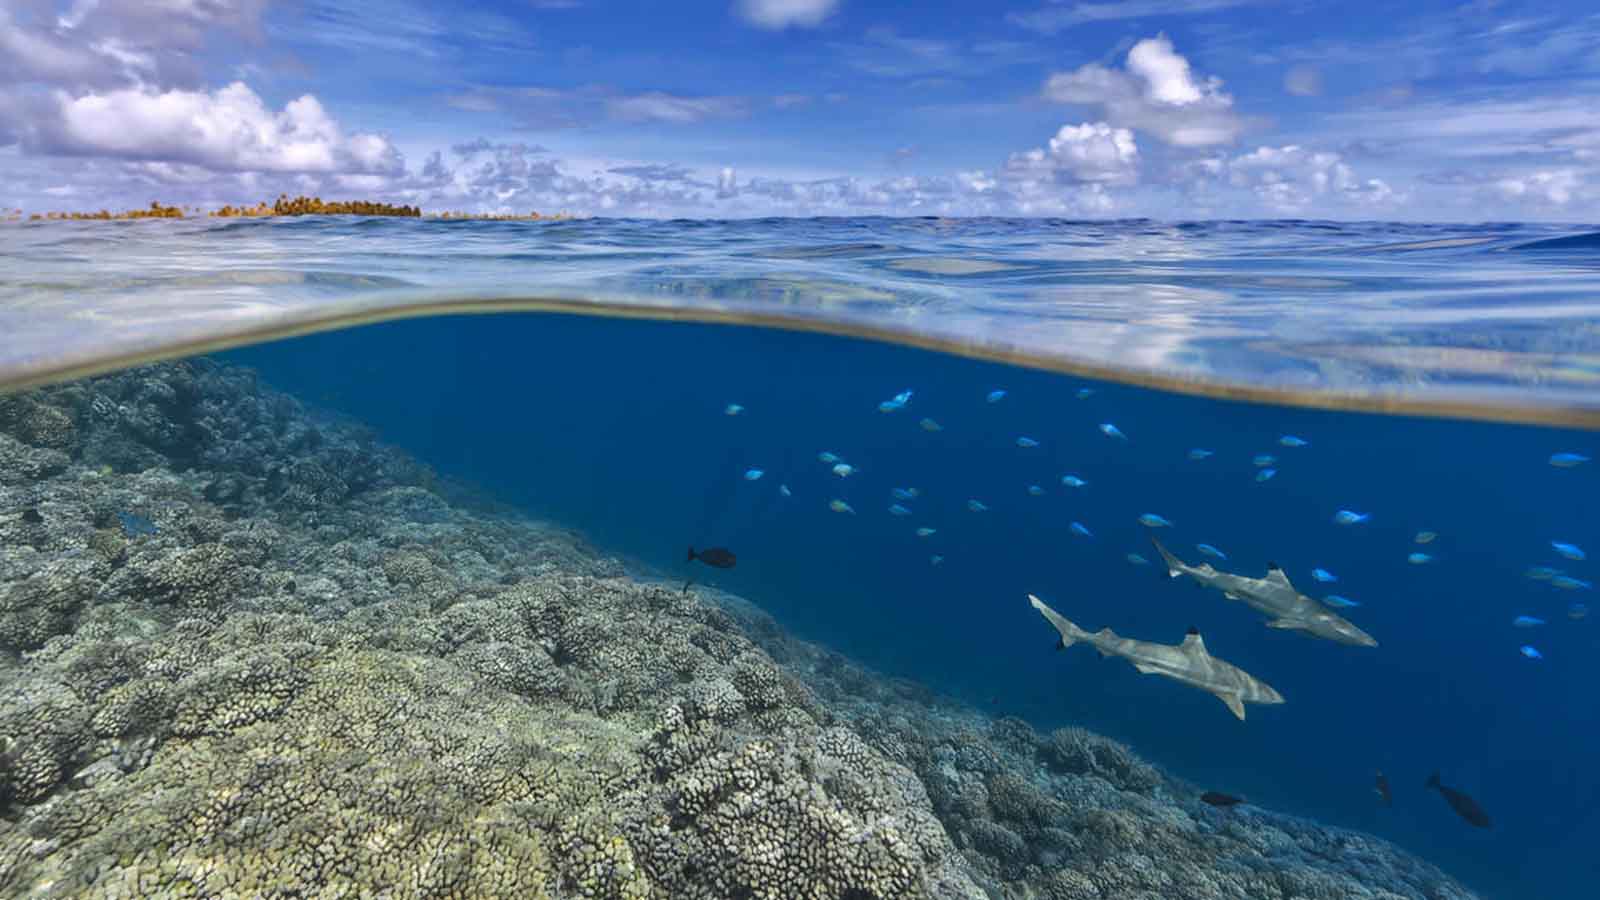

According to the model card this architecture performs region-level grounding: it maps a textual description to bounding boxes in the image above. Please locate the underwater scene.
[1,216,1598,900]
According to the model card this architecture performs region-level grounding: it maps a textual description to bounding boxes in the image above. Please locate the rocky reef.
[0,360,1480,898]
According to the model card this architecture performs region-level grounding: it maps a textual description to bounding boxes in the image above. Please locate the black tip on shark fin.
[1055,638,1065,651]
[1267,560,1281,571]
[1186,625,1200,636]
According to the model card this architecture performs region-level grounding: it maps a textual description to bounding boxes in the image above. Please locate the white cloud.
[606,92,747,123]
[448,85,748,127]
[1007,0,1263,34]
[1003,122,1139,186]
[40,82,403,175]
[1283,64,1321,96]
[1188,144,1403,212]
[735,0,839,30]
[1042,34,1245,147]
[1493,169,1583,206]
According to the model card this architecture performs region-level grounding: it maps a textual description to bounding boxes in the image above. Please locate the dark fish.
[1200,791,1244,808]
[1426,773,1491,828]
[21,508,44,525]
[1375,771,1392,806]
[687,546,736,569]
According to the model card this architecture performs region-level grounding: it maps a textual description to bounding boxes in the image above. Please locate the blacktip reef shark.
[1028,594,1284,721]
[1150,537,1378,647]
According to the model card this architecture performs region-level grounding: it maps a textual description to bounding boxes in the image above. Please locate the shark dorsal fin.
[1263,566,1293,588]
[1180,630,1209,657]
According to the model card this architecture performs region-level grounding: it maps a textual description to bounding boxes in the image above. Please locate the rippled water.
[3,217,1599,426]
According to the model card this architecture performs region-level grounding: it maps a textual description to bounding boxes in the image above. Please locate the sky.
[1,0,1597,219]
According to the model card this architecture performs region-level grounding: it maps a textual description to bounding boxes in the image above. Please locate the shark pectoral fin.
[1223,592,1241,600]
[1218,693,1247,720]
[1132,662,1163,675]
[1265,619,1299,629]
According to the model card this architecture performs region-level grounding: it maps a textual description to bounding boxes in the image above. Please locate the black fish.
[1426,773,1491,828]
[687,546,736,569]
[1375,771,1392,806]
[20,508,44,525]
[1200,791,1244,808]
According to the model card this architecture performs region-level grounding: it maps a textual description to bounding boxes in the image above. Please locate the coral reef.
[0,360,1479,898]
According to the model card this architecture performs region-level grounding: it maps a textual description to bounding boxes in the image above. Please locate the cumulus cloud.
[1492,169,1584,206]
[36,82,402,175]
[1002,122,1140,186]
[1042,34,1244,147]
[1185,144,1402,212]
[735,0,839,30]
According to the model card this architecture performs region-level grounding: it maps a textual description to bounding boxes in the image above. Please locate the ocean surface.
[3,215,1600,898]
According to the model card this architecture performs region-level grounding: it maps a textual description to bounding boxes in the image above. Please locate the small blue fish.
[967,499,989,513]
[1252,454,1277,467]
[1520,645,1543,660]
[1570,601,1590,620]
[116,511,158,538]
[1279,435,1309,448]
[1027,485,1045,496]
[1187,448,1213,460]
[888,504,912,516]
[832,463,855,478]
[1076,387,1095,399]
[819,451,841,464]
[1526,566,1563,581]
[829,499,856,515]
[1126,553,1150,566]
[1255,468,1277,483]
[1333,510,1370,525]
[779,484,792,498]
[1311,568,1337,583]
[1550,452,1590,468]
[916,527,936,538]
[1323,595,1360,609]
[1070,521,1093,538]
[1552,541,1586,561]
[919,418,943,432]
[1512,615,1546,628]
[986,389,1007,403]
[877,389,913,413]
[743,468,764,481]
[930,554,945,565]
[1137,513,1173,528]
[1099,423,1127,440]
[1196,543,1227,560]
[1552,575,1593,590]
[1060,475,1088,488]
[724,403,745,416]
[1407,552,1432,564]
[891,487,920,501]
[1016,436,1040,448]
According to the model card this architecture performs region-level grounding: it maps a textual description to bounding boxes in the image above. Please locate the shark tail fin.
[1028,594,1087,649]
[1426,772,1441,791]
[1150,536,1184,578]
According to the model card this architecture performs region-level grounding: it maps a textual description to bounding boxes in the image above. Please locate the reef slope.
[0,361,1478,899]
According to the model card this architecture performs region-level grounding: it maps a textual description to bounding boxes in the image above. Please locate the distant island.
[2,194,573,221]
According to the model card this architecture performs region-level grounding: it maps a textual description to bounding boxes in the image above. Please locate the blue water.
[6,215,1600,897]
[225,310,1598,900]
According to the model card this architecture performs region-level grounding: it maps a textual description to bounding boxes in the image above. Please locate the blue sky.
[2,0,1597,219]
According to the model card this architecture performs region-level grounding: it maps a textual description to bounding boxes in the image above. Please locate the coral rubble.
[0,361,1479,899]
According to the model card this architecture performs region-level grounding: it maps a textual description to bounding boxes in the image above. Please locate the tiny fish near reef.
[116,511,158,537]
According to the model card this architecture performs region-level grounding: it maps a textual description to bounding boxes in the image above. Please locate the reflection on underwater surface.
[5,216,1600,425]
[210,312,1594,899]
